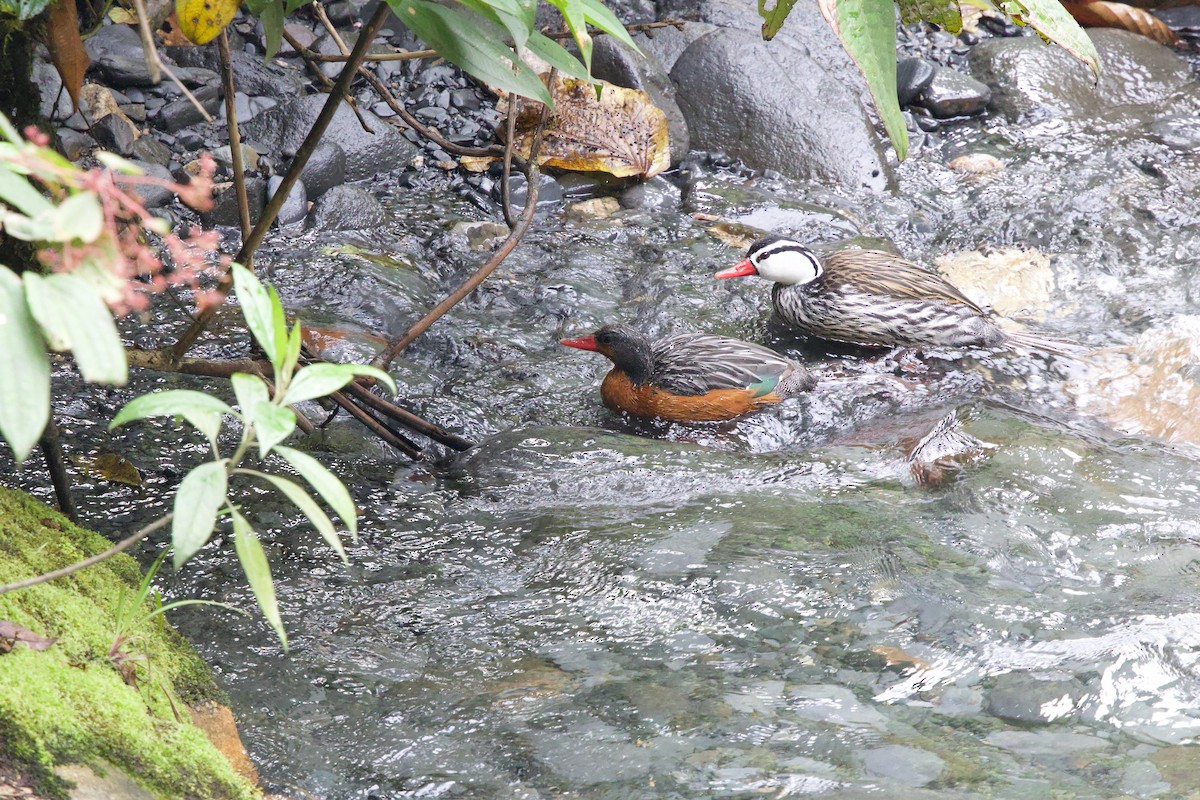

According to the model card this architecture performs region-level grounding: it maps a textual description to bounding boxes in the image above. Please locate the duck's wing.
[650,334,800,397]
[822,250,987,313]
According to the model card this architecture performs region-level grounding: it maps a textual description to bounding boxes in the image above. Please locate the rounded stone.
[305,184,386,231]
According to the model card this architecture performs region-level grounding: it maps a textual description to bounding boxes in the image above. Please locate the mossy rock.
[0,487,256,800]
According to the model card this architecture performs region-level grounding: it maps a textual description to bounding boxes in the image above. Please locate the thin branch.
[130,0,160,84]
[501,96,518,230]
[0,514,172,595]
[39,418,78,522]
[217,30,252,242]
[373,84,553,370]
[301,48,438,63]
[313,1,349,53]
[282,27,338,91]
[342,381,473,451]
[327,390,424,458]
[168,2,393,363]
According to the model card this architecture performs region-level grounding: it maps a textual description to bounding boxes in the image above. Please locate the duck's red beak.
[715,258,757,279]
[560,334,598,351]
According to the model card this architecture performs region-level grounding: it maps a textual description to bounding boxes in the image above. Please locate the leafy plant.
[0,116,220,464]
[109,264,397,648]
[785,0,1104,160]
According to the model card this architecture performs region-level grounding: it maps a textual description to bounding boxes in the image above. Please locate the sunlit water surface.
[9,84,1200,798]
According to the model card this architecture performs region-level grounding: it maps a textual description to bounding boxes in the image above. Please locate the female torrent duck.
[560,323,816,423]
[716,234,1078,355]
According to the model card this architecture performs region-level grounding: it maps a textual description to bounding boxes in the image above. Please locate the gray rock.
[200,178,267,228]
[292,141,346,199]
[131,135,172,165]
[591,36,689,164]
[242,94,417,181]
[268,175,308,227]
[671,28,890,191]
[34,59,73,121]
[632,24,718,74]
[218,92,253,123]
[493,172,564,217]
[91,114,137,156]
[86,25,218,88]
[55,129,94,161]
[155,85,222,132]
[1150,115,1200,150]
[896,57,937,107]
[919,67,991,118]
[211,143,259,172]
[986,672,1084,725]
[305,184,386,230]
[129,161,174,208]
[856,745,945,787]
[119,103,147,122]
[970,29,1195,121]
[166,42,307,97]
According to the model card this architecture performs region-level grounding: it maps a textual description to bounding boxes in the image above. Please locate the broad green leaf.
[268,285,288,376]
[0,0,52,22]
[94,151,144,175]
[283,321,302,383]
[896,0,963,32]
[230,264,280,366]
[243,0,286,59]
[284,0,310,12]
[242,469,346,563]
[172,459,229,569]
[110,389,233,448]
[458,0,532,50]
[281,363,397,406]
[232,372,296,456]
[387,0,552,104]
[818,0,908,161]
[996,0,1100,78]
[0,112,20,143]
[578,0,639,51]
[52,192,105,243]
[275,445,358,539]
[759,0,799,39]
[0,265,49,463]
[0,163,53,216]
[23,272,128,385]
[230,507,287,649]
[525,32,593,82]
[547,0,592,71]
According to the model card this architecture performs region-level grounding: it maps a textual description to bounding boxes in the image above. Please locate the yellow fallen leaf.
[108,6,137,24]
[459,155,497,173]
[503,77,670,180]
[175,0,239,45]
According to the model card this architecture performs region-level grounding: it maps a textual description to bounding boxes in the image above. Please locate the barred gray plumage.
[650,332,815,397]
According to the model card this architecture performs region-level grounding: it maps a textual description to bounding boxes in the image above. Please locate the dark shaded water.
[8,67,1200,798]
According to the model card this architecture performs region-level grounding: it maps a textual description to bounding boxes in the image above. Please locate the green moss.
[0,487,254,800]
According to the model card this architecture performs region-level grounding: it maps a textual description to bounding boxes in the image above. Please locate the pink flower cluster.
[17,126,229,315]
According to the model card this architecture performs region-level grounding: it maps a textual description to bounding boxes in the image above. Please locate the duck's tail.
[1004,329,1088,359]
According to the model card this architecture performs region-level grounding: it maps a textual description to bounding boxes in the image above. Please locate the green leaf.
[230,263,281,366]
[241,469,346,563]
[232,372,296,456]
[274,445,358,539]
[0,163,53,217]
[172,459,229,569]
[578,0,639,51]
[268,284,287,376]
[230,507,287,649]
[386,0,552,104]
[996,0,1100,78]
[0,0,53,22]
[0,112,20,143]
[457,0,533,50]
[283,321,302,383]
[244,0,286,59]
[818,0,908,161]
[23,271,128,385]
[546,0,592,70]
[896,0,962,31]
[110,389,233,448]
[0,265,49,463]
[94,151,144,175]
[758,0,800,39]
[281,362,397,406]
[525,32,593,82]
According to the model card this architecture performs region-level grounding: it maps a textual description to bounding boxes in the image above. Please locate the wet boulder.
[292,141,347,199]
[670,28,891,191]
[305,184,386,231]
[243,94,418,181]
[969,29,1197,121]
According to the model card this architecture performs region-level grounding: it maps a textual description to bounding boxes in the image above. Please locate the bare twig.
[313,1,350,53]
[327,390,424,458]
[501,97,518,230]
[0,514,172,595]
[168,2,393,363]
[373,86,553,371]
[342,381,473,451]
[301,49,438,63]
[39,418,78,522]
[282,27,338,91]
[130,0,161,84]
[217,31,252,241]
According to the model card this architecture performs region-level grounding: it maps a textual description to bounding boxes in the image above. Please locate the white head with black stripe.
[715,234,823,286]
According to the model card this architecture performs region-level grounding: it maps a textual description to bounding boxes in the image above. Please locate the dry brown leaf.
[157,12,197,47]
[459,155,498,173]
[504,78,670,180]
[45,0,89,110]
[109,6,138,23]
[870,645,928,669]
[697,217,767,249]
[0,621,57,652]
[1063,1,1182,45]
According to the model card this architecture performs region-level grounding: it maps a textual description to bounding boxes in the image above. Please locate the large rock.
[85,23,217,87]
[165,43,307,97]
[155,84,222,132]
[292,141,347,199]
[670,28,890,190]
[591,36,689,164]
[242,94,418,181]
[969,29,1197,121]
[305,184,386,230]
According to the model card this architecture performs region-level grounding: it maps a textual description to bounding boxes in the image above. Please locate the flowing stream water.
[11,86,1200,798]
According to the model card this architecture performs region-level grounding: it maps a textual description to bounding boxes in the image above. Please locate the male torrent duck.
[560,323,816,423]
[717,234,1078,355]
